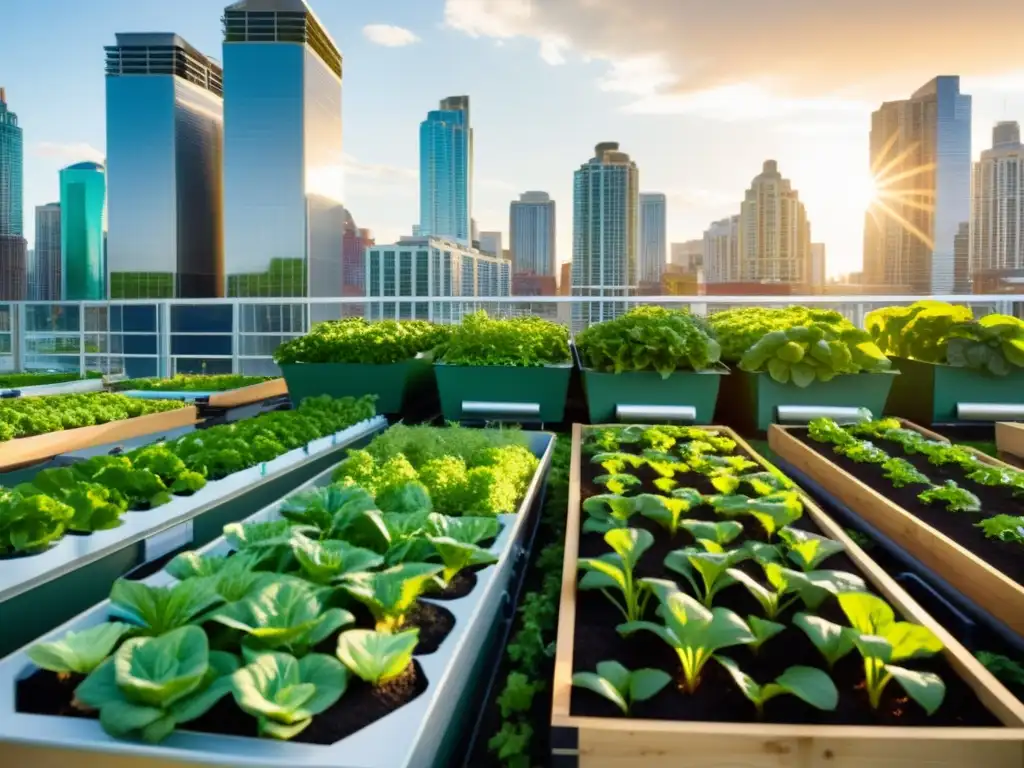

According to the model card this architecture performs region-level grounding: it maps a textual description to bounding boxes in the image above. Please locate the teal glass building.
[419,96,472,244]
[60,161,107,300]
[0,87,22,237]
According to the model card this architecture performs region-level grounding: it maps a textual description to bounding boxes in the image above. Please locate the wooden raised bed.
[769,420,1024,639]
[0,406,198,472]
[205,377,288,408]
[552,423,1024,767]
[996,422,1024,467]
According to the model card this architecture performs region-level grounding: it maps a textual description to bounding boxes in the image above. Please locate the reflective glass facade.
[105,33,225,299]
[60,162,106,300]
[0,89,21,237]
[419,98,471,243]
[33,203,61,300]
[639,193,667,284]
[509,191,556,276]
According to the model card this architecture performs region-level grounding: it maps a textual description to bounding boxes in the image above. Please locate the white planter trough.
[0,377,106,398]
[0,415,388,657]
[0,430,555,768]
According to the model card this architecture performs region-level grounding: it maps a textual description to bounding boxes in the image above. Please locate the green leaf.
[793,612,856,668]
[767,358,790,384]
[27,622,136,676]
[571,671,629,714]
[428,536,498,584]
[335,628,419,685]
[885,665,946,715]
[679,519,743,546]
[292,533,385,584]
[109,578,223,635]
[747,615,785,651]
[635,494,692,536]
[778,527,844,571]
[342,562,443,631]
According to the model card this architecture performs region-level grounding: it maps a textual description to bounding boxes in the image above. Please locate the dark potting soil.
[404,600,456,655]
[16,670,89,718]
[426,569,479,600]
[793,429,1024,588]
[570,439,1001,728]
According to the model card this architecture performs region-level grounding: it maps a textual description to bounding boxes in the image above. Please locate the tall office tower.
[222,0,344,311]
[971,121,1024,285]
[863,76,972,294]
[571,142,639,330]
[670,239,703,271]
[419,96,472,244]
[702,215,740,283]
[738,160,811,284]
[809,242,827,289]
[638,193,667,284]
[105,33,224,299]
[34,203,61,300]
[478,231,502,257]
[0,88,26,300]
[509,191,556,277]
[60,162,107,300]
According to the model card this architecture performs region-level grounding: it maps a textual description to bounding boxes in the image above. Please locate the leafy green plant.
[881,457,930,488]
[428,535,498,586]
[231,651,347,739]
[593,473,641,496]
[335,628,419,685]
[73,625,239,743]
[433,311,570,367]
[0,371,102,388]
[0,489,75,554]
[679,518,743,547]
[918,481,982,513]
[581,493,640,533]
[976,515,1024,543]
[838,592,946,713]
[27,622,136,678]
[793,613,856,669]
[117,374,272,392]
[496,671,545,718]
[727,563,799,621]
[665,544,748,608]
[109,578,224,635]
[976,651,1024,688]
[571,660,672,715]
[633,491,701,537]
[342,562,443,631]
[834,440,889,464]
[273,317,449,365]
[709,491,803,540]
[591,451,644,475]
[0,391,186,442]
[618,578,755,693]
[807,417,857,446]
[291,533,385,584]
[715,656,838,716]
[488,721,533,768]
[578,528,653,622]
[575,306,722,377]
[778,527,844,571]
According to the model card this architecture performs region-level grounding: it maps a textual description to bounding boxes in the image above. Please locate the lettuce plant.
[19,468,127,533]
[231,651,347,739]
[279,484,389,546]
[715,656,838,716]
[727,563,799,621]
[838,592,946,713]
[109,578,224,635]
[342,563,444,631]
[976,515,1024,543]
[578,528,653,622]
[428,536,498,586]
[571,660,671,715]
[593,473,642,496]
[433,311,570,367]
[73,626,239,743]
[291,533,385,584]
[793,613,856,669]
[679,518,743,547]
[581,493,640,533]
[834,440,889,464]
[739,471,791,497]
[881,457,930,488]
[746,615,786,654]
[0,489,75,554]
[635,492,700,537]
[918,481,982,513]
[783,568,867,611]
[273,317,448,365]
[664,544,748,608]
[426,513,501,544]
[618,579,754,693]
[709,491,803,540]
[213,580,354,654]
[778,527,844,572]
[591,451,644,475]
[335,628,419,685]
[27,622,136,678]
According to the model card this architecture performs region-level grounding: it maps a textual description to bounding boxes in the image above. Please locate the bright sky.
[3,0,1024,277]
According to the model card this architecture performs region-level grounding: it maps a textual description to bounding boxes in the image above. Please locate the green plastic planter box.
[580,367,726,424]
[717,368,898,432]
[280,355,435,415]
[434,362,572,422]
[883,357,1024,424]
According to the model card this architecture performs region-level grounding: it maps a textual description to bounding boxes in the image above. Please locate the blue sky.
[3,0,1024,276]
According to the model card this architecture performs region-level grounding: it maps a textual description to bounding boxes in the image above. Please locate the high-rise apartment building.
[365,237,510,322]
[971,121,1024,284]
[572,142,639,330]
[60,162,107,300]
[509,191,556,276]
[419,96,473,244]
[864,76,972,294]
[105,32,224,299]
[738,160,811,283]
[639,193,667,284]
[478,231,502,258]
[222,0,344,308]
[0,88,26,301]
[702,215,740,283]
[34,203,61,300]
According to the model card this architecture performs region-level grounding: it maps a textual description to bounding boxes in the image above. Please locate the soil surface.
[426,569,478,600]
[793,428,1024,588]
[570,435,1001,727]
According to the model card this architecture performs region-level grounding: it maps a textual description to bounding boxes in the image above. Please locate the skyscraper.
[60,162,107,300]
[222,0,344,306]
[509,191,556,277]
[105,32,225,299]
[0,88,22,238]
[572,142,639,330]
[639,193,667,284]
[478,231,502,258]
[670,240,703,271]
[34,203,61,300]
[419,96,472,244]
[738,160,811,283]
[971,122,1024,283]
[341,206,372,317]
[863,76,972,294]
[702,216,740,283]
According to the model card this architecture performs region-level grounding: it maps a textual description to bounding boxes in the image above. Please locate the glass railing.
[2,294,1022,379]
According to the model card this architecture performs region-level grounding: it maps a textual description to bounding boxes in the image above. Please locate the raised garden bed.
[552,423,1024,766]
[0,373,105,398]
[0,426,556,768]
[0,397,382,657]
[883,357,1024,425]
[114,375,288,409]
[996,422,1024,466]
[769,418,1024,639]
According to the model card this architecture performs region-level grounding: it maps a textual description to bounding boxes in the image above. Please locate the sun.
[852,170,879,212]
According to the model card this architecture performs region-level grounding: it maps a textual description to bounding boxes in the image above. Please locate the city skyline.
[4,0,1024,281]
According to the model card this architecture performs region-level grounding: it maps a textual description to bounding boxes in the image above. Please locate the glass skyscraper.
[60,162,106,300]
[863,76,972,294]
[419,96,472,244]
[638,192,667,284]
[509,191,556,277]
[105,32,225,299]
[222,0,344,309]
[33,203,61,300]
[0,88,26,300]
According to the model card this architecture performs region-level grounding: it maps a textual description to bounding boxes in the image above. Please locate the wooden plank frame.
[768,419,1024,639]
[552,423,1024,768]
[0,406,198,472]
[206,377,288,408]
[996,422,1024,467]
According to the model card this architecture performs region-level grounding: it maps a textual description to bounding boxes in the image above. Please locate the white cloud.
[31,142,104,164]
[362,24,420,48]
[343,154,417,183]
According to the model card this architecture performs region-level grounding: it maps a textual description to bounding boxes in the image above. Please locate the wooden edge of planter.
[0,406,199,472]
[768,423,1024,640]
[995,422,1024,465]
[551,423,1024,768]
[897,418,1015,470]
[206,378,288,408]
